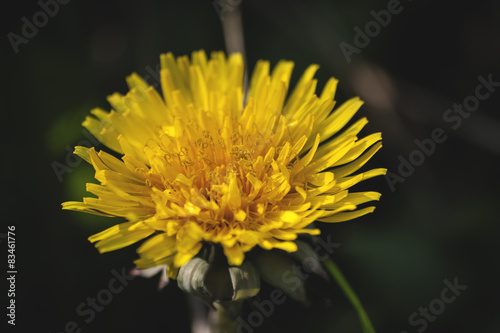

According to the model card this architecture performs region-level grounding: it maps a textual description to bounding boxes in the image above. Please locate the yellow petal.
[224,243,245,266]
[319,206,376,223]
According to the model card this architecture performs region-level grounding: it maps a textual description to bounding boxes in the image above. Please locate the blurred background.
[2,0,500,332]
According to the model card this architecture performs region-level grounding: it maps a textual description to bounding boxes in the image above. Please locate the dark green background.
[2,0,499,332]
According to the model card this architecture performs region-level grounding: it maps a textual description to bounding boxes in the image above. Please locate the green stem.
[323,259,376,333]
[210,300,243,333]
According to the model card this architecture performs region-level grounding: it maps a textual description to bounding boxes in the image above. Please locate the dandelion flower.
[62,50,386,278]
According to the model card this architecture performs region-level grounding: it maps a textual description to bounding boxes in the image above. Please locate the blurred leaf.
[45,105,93,156]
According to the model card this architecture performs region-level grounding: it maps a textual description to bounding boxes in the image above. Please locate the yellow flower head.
[63,50,386,278]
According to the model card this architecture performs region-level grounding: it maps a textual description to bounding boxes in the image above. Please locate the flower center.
[144,115,298,233]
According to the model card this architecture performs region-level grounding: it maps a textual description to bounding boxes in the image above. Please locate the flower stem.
[209,300,243,333]
[218,0,248,99]
[323,258,376,333]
